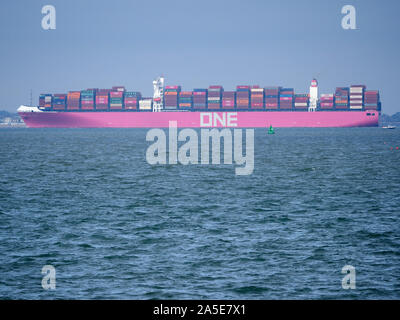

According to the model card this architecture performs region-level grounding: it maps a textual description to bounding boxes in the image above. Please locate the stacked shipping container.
[67,91,80,110]
[164,86,180,110]
[43,94,52,109]
[81,90,95,110]
[250,87,264,110]
[139,98,152,111]
[110,91,123,110]
[320,94,334,110]
[294,94,309,110]
[179,91,192,110]
[236,86,250,109]
[334,87,349,110]
[96,89,110,110]
[39,94,45,108]
[207,86,223,110]
[222,91,235,110]
[364,91,380,110]
[279,88,294,110]
[350,85,365,110]
[124,92,141,110]
[264,87,279,110]
[192,89,207,110]
[36,83,380,113]
[53,94,67,111]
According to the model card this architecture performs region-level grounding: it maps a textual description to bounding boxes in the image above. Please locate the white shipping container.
[350,95,363,99]
[350,100,363,104]
[251,88,264,92]
[350,88,364,93]
[350,105,363,109]
[208,88,222,92]
[139,99,152,110]
[294,103,308,106]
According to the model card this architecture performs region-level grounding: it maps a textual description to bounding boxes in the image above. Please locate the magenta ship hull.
[19,110,379,128]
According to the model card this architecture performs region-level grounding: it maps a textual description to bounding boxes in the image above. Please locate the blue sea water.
[0,127,399,299]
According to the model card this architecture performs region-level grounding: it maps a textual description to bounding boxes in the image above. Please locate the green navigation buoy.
[268,125,275,134]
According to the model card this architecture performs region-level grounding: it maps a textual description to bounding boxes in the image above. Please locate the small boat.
[382,125,396,129]
[268,125,275,134]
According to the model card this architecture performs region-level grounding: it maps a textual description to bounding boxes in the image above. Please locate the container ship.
[18,78,381,128]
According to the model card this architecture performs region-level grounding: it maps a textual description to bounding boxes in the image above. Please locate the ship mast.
[152,76,165,112]
[309,79,318,112]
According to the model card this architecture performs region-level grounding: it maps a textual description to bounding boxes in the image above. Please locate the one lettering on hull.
[200,112,238,127]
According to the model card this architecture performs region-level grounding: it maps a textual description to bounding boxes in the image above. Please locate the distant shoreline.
[0,123,26,128]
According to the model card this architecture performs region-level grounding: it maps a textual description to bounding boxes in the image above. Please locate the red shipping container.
[110,91,123,98]
[208,103,220,110]
[82,105,94,110]
[96,104,108,110]
[251,103,264,109]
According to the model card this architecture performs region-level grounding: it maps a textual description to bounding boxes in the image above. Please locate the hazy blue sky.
[0,0,399,114]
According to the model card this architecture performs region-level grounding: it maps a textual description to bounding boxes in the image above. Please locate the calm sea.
[0,128,399,299]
